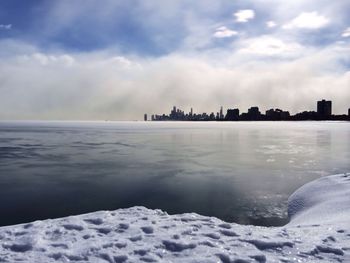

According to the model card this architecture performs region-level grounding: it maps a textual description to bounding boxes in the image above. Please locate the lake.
[0,121,349,227]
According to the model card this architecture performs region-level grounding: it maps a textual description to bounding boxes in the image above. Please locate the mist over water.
[0,121,349,227]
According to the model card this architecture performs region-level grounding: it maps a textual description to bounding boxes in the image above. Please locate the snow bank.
[288,173,350,226]
[0,174,349,262]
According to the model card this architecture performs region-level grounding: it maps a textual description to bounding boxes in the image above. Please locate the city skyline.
[147,99,350,121]
[0,1,350,120]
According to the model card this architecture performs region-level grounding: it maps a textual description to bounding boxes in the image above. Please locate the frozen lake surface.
[0,121,349,226]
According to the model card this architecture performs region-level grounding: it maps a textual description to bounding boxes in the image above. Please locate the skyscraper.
[247,107,261,120]
[219,106,224,120]
[317,100,332,118]
[170,106,177,119]
[226,109,239,121]
[144,114,148,121]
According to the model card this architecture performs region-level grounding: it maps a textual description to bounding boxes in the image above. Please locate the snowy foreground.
[1,174,350,262]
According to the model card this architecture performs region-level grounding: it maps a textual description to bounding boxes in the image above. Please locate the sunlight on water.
[0,121,349,226]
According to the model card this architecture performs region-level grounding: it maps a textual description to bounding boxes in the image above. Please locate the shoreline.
[0,173,349,262]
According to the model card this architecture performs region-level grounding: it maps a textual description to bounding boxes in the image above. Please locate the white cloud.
[1,49,349,120]
[0,38,349,120]
[342,27,350,37]
[238,36,303,57]
[94,56,142,70]
[0,24,12,30]
[283,12,329,29]
[266,21,277,28]
[19,53,75,67]
[234,9,255,23]
[109,56,135,68]
[213,26,238,38]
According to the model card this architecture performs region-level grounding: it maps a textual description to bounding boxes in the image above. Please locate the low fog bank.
[0,43,349,120]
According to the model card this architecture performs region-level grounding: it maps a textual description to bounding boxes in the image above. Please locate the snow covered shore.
[0,174,349,262]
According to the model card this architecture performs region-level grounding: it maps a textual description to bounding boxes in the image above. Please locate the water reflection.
[0,121,349,227]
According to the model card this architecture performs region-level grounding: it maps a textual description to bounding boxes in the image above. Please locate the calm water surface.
[0,121,349,227]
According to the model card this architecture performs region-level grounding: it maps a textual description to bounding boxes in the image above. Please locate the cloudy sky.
[0,0,350,120]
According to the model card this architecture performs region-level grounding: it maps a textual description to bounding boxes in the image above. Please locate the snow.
[0,174,349,262]
[288,173,350,225]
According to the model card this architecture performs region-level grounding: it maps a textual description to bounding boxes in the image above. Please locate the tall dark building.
[144,114,148,121]
[170,106,177,119]
[317,100,332,118]
[348,108,350,117]
[247,107,261,120]
[226,108,239,121]
[219,106,224,120]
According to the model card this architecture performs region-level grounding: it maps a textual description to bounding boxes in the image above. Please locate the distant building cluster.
[145,100,350,121]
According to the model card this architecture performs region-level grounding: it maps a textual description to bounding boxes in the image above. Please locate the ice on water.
[0,173,349,262]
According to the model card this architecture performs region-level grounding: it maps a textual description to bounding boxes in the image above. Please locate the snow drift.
[0,173,349,262]
[288,173,350,226]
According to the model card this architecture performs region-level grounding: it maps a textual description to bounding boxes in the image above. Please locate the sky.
[0,0,350,120]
